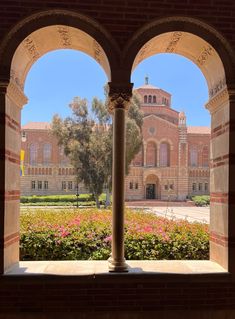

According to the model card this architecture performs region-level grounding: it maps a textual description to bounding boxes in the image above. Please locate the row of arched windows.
[29,143,52,165]
[29,143,68,165]
[58,168,75,175]
[189,170,209,177]
[143,95,169,106]
[144,95,157,104]
[28,167,52,175]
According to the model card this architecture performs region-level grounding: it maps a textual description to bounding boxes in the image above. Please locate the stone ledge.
[5,260,228,280]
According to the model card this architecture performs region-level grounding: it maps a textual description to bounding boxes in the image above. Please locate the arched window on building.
[202,146,209,167]
[146,142,156,167]
[159,142,170,167]
[132,145,143,166]
[43,143,52,165]
[153,95,156,103]
[29,143,38,166]
[144,95,147,103]
[190,146,198,167]
[148,95,152,103]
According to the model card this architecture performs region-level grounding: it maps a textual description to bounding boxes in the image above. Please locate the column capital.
[108,82,133,112]
[205,87,229,114]
[7,81,28,109]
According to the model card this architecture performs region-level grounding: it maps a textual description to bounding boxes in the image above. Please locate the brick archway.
[124,17,235,272]
[0,10,119,273]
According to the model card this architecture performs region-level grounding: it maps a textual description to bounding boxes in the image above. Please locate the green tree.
[51,90,143,208]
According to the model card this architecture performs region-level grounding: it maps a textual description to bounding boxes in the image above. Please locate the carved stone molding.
[205,87,229,114]
[10,69,24,91]
[108,83,133,112]
[93,40,102,65]
[23,36,40,61]
[165,32,183,53]
[124,16,235,69]
[0,9,119,66]
[7,81,28,108]
[209,77,226,98]
[57,26,72,47]
[196,45,214,66]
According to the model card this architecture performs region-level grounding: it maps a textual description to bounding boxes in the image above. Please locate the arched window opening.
[202,146,209,167]
[159,143,170,167]
[148,95,152,103]
[190,146,198,167]
[144,95,147,103]
[43,143,52,165]
[29,143,38,165]
[153,95,156,103]
[146,142,156,167]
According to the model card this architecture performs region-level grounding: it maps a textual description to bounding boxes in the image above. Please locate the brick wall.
[0,273,234,318]
[0,0,235,51]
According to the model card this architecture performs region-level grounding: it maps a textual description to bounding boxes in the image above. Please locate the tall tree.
[51,89,143,208]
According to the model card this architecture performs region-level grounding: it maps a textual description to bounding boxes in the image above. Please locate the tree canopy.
[51,89,143,207]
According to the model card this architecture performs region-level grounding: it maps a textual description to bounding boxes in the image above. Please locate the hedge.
[20,193,107,204]
[20,208,209,261]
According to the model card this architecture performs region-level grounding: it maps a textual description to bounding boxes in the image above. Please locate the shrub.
[192,195,210,206]
[20,208,209,261]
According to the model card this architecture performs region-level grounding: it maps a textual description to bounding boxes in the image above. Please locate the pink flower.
[60,230,70,238]
[104,235,112,242]
[143,226,153,233]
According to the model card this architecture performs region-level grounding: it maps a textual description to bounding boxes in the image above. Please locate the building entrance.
[146,184,155,199]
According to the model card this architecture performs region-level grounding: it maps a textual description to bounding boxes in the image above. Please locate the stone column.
[0,79,28,273]
[205,87,231,271]
[108,83,132,272]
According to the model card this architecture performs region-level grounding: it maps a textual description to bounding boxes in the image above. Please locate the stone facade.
[20,80,210,201]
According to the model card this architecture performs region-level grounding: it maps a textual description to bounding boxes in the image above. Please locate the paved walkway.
[126,200,209,224]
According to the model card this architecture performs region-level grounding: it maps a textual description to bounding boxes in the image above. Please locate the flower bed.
[20,208,209,261]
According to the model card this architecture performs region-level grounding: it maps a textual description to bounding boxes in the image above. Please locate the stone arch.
[144,174,160,199]
[159,138,173,150]
[0,9,120,85]
[0,10,120,273]
[123,16,235,88]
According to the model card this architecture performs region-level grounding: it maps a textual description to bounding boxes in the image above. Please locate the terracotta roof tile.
[21,122,51,130]
[187,126,210,134]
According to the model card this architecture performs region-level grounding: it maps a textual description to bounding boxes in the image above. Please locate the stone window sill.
[5,260,229,280]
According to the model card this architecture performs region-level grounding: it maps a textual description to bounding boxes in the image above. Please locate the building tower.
[177,111,189,200]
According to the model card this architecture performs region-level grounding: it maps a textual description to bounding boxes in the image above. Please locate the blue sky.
[23,49,210,126]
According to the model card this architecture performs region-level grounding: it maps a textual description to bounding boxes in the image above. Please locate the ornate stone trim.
[205,88,229,114]
[108,83,133,111]
[124,16,235,68]
[209,78,226,98]
[196,45,214,66]
[165,32,183,53]
[0,9,119,66]
[57,26,72,47]
[7,81,28,108]
[23,36,40,61]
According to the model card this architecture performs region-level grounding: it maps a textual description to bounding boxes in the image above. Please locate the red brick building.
[21,79,210,200]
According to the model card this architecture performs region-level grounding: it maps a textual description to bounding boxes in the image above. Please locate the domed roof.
[137,75,160,90]
[138,83,160,90]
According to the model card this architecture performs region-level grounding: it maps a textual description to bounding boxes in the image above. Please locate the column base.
[108,256,129,272]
